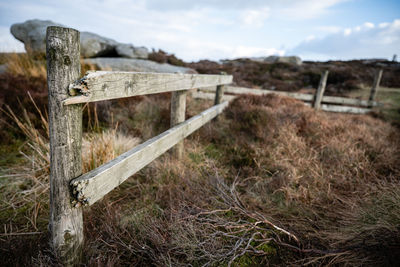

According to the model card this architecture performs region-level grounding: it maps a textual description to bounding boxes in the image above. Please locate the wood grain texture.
[46,26,83,265]
[70,101,230,206]
[313,70,329,110]
[64,71,233,105]
[170,90,187,158]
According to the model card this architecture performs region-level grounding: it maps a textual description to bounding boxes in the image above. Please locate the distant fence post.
[313,70,329,110]
[46,26,83,265]
[368,69,383,107]
[214,72,227,120]
[170,90,187,158]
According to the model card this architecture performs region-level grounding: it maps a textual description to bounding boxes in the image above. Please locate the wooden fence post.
[215,85,225,105]
[214,80,226,121]
[46,26,83,265]
[368,69,383,107]
[170,90,187,158]
[313,70,329,110]
[214,85,225,121]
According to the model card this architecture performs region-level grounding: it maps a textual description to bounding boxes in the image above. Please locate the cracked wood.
[64,71,233,105]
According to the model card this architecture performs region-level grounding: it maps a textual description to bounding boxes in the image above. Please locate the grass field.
[0,54,399,266]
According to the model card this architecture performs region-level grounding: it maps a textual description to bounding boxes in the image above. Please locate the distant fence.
[194,70,383,114]
[46,26,232,265]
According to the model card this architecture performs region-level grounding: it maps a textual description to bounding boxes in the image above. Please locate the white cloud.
[291,19,400,60]
[363,22,374,28]
[231,45,285,58]
[145,35,285,61]
[240,8,270,27]
[316,26,342,34]
[277,0,349,19]
[344,28,352,36]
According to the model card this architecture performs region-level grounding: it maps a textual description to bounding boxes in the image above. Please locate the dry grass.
[2,53,47,78]
[1,52,399,265]
[0,95,140,265]
[82,126,140,172]
[2,93,399,266]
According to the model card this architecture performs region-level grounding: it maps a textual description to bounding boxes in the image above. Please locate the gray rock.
[250,55,302,65]
[80,31,117,58]
[115,44,148,59]
[10,19,149,59]
[83,57,196,74]
[10,19,63,54]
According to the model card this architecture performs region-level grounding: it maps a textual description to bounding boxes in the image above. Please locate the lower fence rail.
[70,100,230,206]
[195,86,380,114]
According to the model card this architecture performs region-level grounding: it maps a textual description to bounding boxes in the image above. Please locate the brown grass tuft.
[1,89,399,265]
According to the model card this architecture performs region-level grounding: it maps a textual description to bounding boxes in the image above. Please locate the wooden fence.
[194,70,383,114]
[46,26,383,265]
[46,26,232,265]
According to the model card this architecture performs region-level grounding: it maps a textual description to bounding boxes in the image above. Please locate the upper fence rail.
[64,71,233,105]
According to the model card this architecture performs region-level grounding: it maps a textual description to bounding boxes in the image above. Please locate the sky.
[0,0,399,62]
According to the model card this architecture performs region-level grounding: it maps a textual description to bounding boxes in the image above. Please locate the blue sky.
[0,0,399,61]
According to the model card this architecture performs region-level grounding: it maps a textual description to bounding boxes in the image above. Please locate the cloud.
[316,26,342,34]
[290,19,400,60]
[277,0,349,19]
[240,8,270,27]
[146,34,285,61]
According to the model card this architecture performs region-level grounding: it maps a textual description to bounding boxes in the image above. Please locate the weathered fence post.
[368,69,383,107]
[214,85,225,121]
[170,90,187,158]
[47,26,83,265]
[215,85,225,105]
[214,73,226,121]
[313,70,329,110]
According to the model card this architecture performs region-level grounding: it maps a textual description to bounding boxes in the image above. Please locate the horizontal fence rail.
[46,26,233,265]
[70,101,229,206]
[303,102,371,114]
[194,91,372,114]
[45,25,383,265]
[200,86,380,107]
[64,71,233,105]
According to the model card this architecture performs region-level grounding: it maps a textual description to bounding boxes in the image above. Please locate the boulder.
[267,56,302,65]
[250,55,302,65]
[83,57,196,74]
[80,32,118,58]
[10,19,149,59]
[115,44,148,59]
[10,19,63,54]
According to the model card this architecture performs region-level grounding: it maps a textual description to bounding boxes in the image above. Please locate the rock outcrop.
[84,58,196,74]
[250,55,302,65]
[11,20,63,54]
[10,19,148,59]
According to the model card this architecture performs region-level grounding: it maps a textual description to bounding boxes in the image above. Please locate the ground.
[0,53,399,266]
